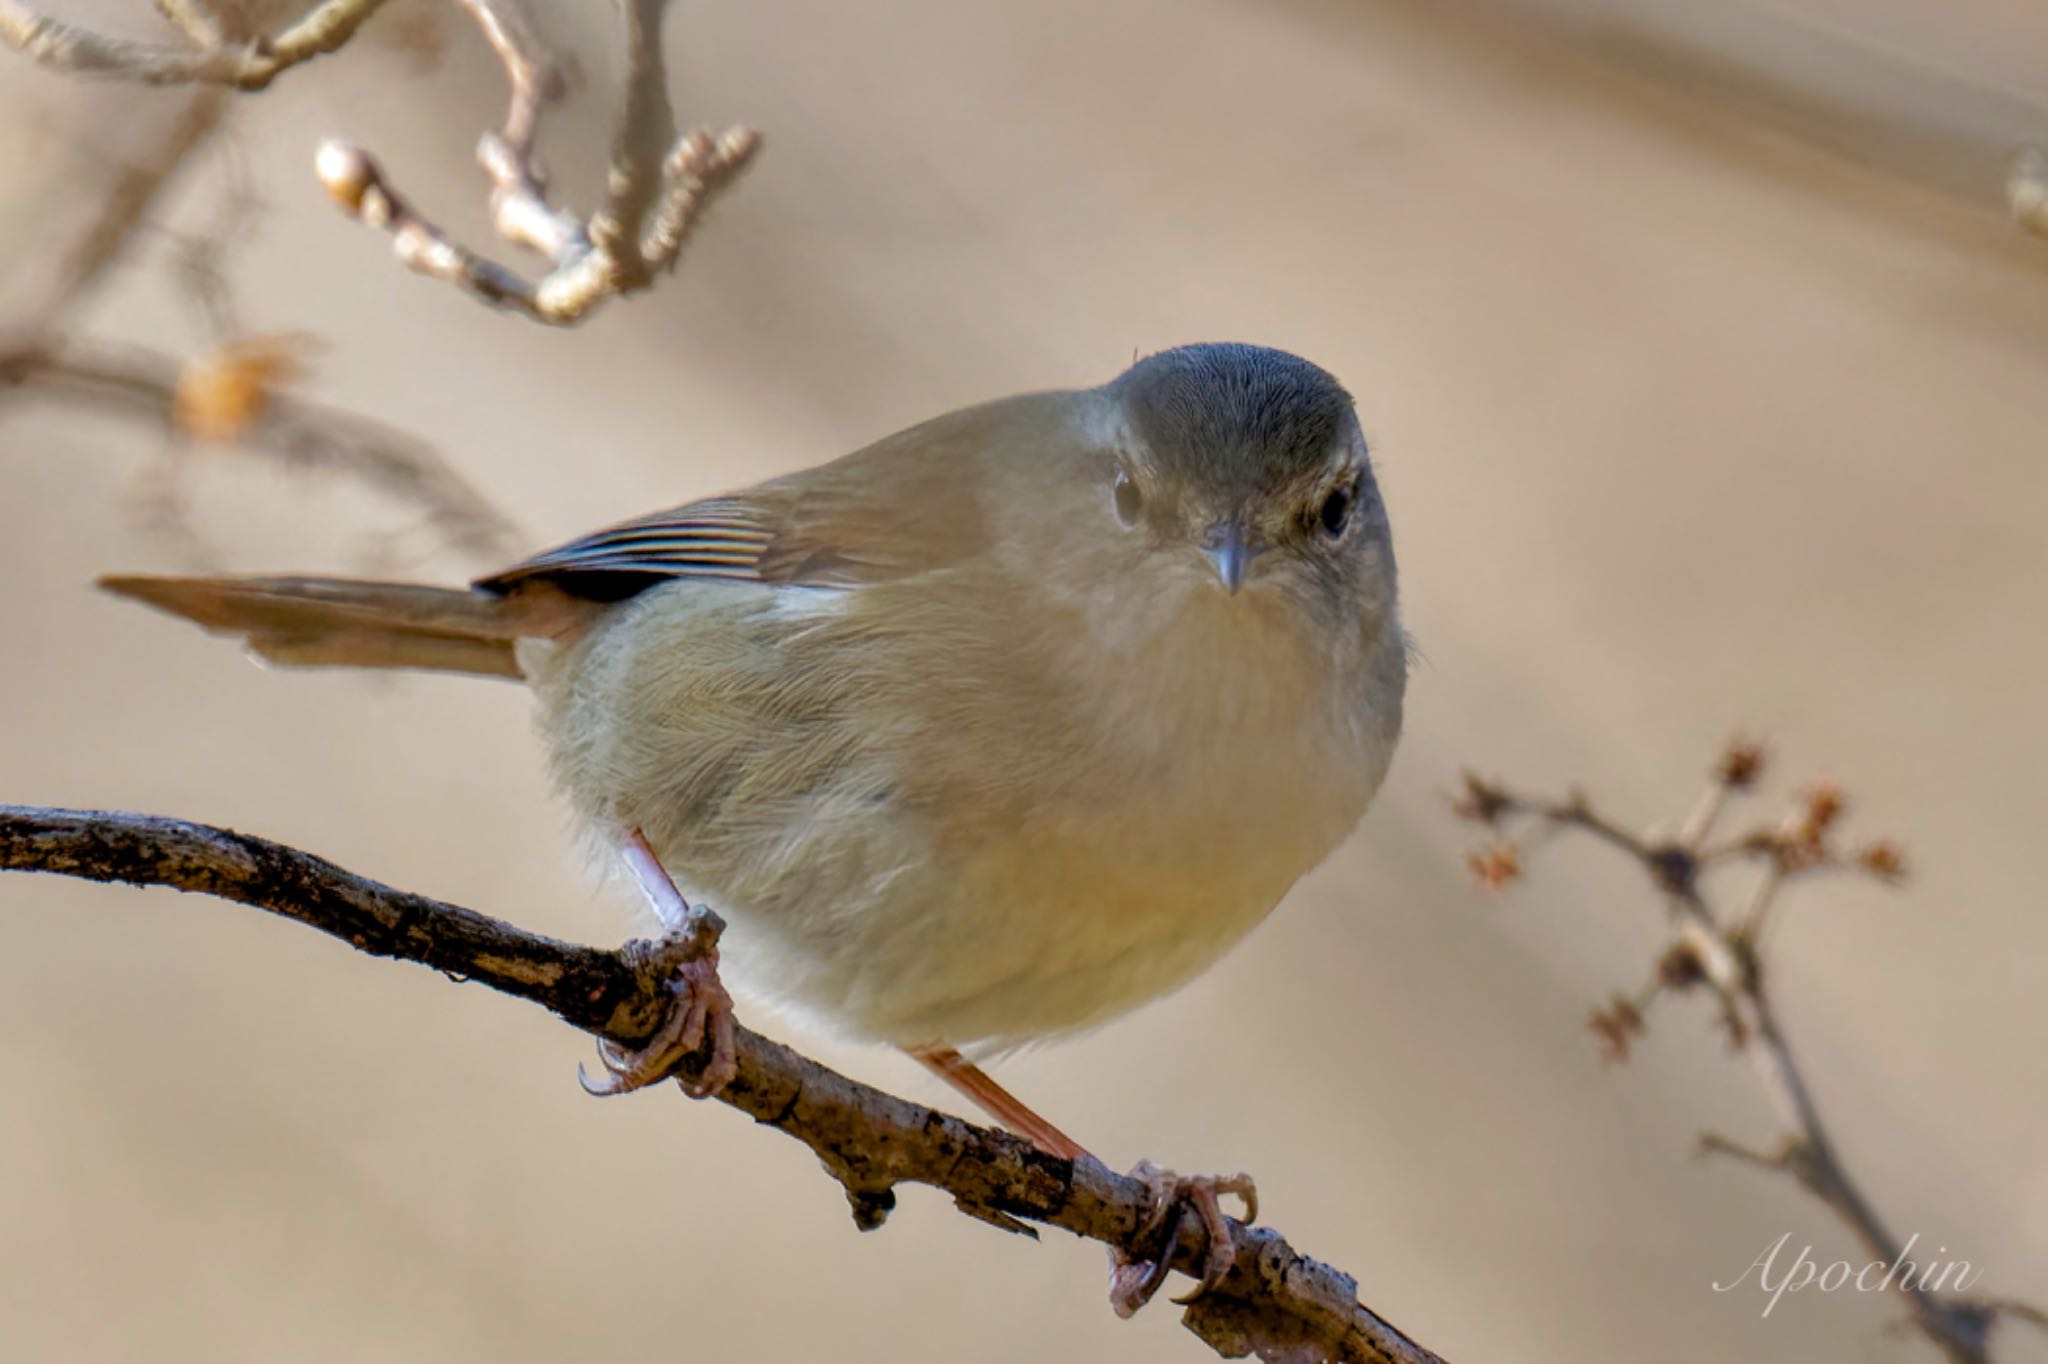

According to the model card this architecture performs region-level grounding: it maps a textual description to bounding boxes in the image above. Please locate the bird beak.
[1200,522,1259,595]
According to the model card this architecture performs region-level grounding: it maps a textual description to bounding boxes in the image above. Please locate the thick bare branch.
[0,805,1448,1364]
[0,0,390,89]
[315,0,759,324]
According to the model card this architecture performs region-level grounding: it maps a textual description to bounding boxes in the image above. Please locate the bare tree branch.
[1,88,226,359]
[0,805,1449,1364]
[3,0,759,324]
[1453,749,2043,1364]
[0,23,520,564]
[0,0,389,89]
[314,0,759,324]
[1,340,520,560]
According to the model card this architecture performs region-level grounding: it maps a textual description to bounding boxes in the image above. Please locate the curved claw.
[1109,1200,1188,1318]
[581,946,737,1099]
[1107,1162,1260,1316]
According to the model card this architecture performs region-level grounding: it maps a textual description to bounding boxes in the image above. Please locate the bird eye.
[1113,470,1143,527]
[1316,481,1355,538]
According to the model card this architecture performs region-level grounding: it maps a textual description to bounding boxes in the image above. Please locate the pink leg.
[907,1045,1090,1161]
[1107,1161,1260,1318]
[580,828,738,1100]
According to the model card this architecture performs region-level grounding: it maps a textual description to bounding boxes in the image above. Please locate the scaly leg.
[1108,1160,1260,1317]
[580,828,738,1099]
[907,1044,1090,1161]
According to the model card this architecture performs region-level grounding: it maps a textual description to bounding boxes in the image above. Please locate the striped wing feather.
[473,403,1019,600]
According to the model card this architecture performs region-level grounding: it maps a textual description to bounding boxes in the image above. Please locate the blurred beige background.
[2,2,2045,1361]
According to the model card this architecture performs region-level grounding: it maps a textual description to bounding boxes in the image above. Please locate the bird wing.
[472,401,1026,601]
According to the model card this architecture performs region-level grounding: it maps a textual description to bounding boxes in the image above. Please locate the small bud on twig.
[1450,771,1512,826]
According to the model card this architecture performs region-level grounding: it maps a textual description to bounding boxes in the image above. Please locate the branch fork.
[1454,743,2045,1363]
[313,0,760,324]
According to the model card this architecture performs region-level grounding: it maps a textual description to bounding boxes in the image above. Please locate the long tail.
[97,574,589,679]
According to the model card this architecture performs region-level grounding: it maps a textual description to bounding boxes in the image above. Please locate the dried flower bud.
[1656,942,1705,990]
[1856,839,1908,884]
[172,333,317,444]
[1588,995,1645,1064]
[1802,777,1845,835]
[1467,842,1521,889]
[1716,738,1766,790]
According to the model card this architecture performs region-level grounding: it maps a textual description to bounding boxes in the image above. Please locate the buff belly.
[521,575,1392,1051]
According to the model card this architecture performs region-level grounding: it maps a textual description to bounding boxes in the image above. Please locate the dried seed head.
[1716,738,1766,790]
[1656,942,1705,990]
[1802,777,1846,835]
[1856,839,1909,884]
[1589,995,1646,1064]
[1467,842,1522,890]
[172,333,318,444]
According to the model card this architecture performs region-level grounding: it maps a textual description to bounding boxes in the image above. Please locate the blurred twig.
[3,341,519,559]
[0,3,553,559]
[0,75,519,561]
[2011,150,2048,242]
[2,0,760,324]
[0,0,389,88]
[314,0,759,323]
[1,88,226,354]
[0,805,1448,1364]
[1453,742,2043,1364]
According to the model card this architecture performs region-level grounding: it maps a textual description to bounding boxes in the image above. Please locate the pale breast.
[526,569,1397,1051]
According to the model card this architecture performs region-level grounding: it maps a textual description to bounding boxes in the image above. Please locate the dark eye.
[1316,481,1355,537]
[1113,470,1143,527]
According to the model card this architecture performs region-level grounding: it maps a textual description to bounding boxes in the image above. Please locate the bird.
[100,342,1406,1303]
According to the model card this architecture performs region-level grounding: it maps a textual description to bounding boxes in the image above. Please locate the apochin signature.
[1715,1232,1981,1317]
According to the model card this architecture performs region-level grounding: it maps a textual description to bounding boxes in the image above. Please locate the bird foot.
[1108,1160,1259,1317]
[579,914,737,1100]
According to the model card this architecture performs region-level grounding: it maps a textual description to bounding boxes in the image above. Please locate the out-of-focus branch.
[0,0,388,89]
[3,0,759,324]
[2,341,519,560]
[2012,150,2048,241]
[152,0,228,51]
[0,14,521,564]
[1,88,225,360]
[314,0,759,324]
[0,805,1448,1364]
[1453,744,2042,1364]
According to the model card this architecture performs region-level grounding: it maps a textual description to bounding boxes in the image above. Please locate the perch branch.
[314,0,759,323]
[0,805,1447,1364]
[1453,746,2040,1364]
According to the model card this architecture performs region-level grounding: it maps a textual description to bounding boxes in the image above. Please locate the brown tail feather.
[97,575,590,679]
